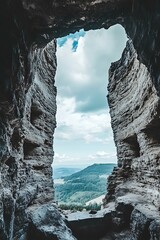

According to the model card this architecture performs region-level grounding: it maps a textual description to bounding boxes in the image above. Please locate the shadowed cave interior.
[0,1,160,240]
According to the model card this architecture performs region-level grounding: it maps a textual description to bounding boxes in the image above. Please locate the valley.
[54,163,116,206]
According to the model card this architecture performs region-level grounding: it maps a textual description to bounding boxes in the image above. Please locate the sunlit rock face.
[0,0,160,239]
[105,40,160,238]
[107,40,160,207]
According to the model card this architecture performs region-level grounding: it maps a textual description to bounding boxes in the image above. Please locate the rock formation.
[105,39,160,239]
[0,0,160,239]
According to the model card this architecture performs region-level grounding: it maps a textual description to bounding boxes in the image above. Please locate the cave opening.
[53,24,127,210]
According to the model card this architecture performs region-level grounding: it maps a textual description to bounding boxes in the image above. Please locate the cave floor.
[100,230,131,240]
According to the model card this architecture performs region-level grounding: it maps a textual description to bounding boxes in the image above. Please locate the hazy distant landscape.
[53,167,82,179]
[54,163,116,206]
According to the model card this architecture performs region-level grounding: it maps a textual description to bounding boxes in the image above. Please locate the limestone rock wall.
[0,35,57,240]
[0,2,70,239]
[106,40,160,208]
[103,40,160,239]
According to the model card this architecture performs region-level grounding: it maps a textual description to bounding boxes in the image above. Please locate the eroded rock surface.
[0,0,160,239]
[27,203,76,240]
[107,40,160,205]
[67,204,114,240]
[0,37,57,239]
[105,40,160,239]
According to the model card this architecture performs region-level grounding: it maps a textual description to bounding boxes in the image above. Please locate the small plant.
[58,202,101,212]
[58,203,84,211]
[85,203,101,211]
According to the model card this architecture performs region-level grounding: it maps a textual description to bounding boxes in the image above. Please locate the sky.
[53,24,127,168]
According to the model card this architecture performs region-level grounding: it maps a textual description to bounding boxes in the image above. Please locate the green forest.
[55,163,116,205]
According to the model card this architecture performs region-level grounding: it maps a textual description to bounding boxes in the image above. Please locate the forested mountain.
[53,167,81,179]
[64,164,116,181]
[55,163,116,205]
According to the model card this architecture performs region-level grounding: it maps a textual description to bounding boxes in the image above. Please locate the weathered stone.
[105,38,160,239]
[149,220,160,240]
[130,204,160,240]
[67,204,114,240]
[106,40,160,206]
[27,203,76,240]
[100,230,131,240]
[0,8,57,237]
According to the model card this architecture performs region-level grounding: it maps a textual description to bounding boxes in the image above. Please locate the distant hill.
[53,167,82,179]
[55,163,116,205]
[64,163,116,181]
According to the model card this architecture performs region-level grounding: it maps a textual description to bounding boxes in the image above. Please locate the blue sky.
[53,25,127,168]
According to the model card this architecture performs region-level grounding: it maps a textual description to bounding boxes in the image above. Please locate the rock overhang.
[20,0,132,37]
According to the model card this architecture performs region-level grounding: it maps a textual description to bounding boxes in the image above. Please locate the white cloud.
[53,152,80,167]
[53,25,127,166]
[53,151,117,167]
[89,151,116,159]
[55,25,127,112]
[55,96,111,143]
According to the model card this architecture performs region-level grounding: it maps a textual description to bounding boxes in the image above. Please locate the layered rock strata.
[105,40,160,238]
[0,35,57,239]
[0,0,160,239]
[107,40,160,206]
[0,2,73,238]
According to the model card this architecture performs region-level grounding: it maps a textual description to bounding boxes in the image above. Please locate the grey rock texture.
[0,0,160,239]
[0,2,58,238]
[27,203,76,240]
[130,205,159,240]
[67,204,114,240]
[0,36,57,239]
[149,220,160,240]
[106,40,160,238]
[107,40,160,205]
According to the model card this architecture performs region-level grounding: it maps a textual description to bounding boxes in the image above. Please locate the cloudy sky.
[53,24,127,168]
